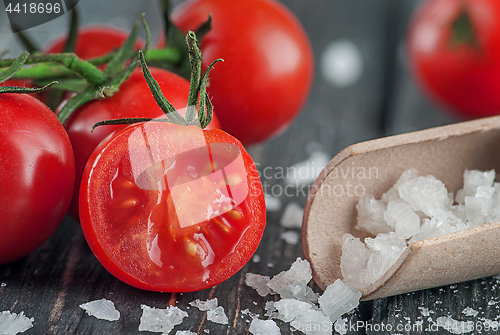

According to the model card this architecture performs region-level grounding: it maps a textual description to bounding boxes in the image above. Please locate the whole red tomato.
[171,0,314,145]
[79,121,265,291]
[46,25,144,60]
[62,67,221,220]
[407,0,500,118]
[0,93,74,265]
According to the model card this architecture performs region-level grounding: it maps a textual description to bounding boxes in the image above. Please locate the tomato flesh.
[80,122,265,291]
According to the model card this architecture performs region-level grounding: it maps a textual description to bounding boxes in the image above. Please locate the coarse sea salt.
[176,331,197,335]
[139,305,188,333]
[246,258,361,335]
[280,202,304,229]
[79,298,120,321]
[0,311,34,335]
[249,318,281,335]
[341,169,500,290]
[281,230,300,245]
[189,298,228,325]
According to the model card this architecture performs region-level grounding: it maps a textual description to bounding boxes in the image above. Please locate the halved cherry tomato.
[171,0,314,145]
[0,93,74,265]
[79,121,265,291]
[61,67,221,220]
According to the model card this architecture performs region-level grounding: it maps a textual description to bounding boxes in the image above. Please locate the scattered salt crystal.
[265,194,282,212]
[79,298,120,321]
[356,194,391,235]
[249,318,281,335]
[264,301,278,319]
[318,279,361,322]
[285,151,330,187]
[280,202,304,229]
[334,318,347,335]
[273,299,313,322]
[241,309,259,319]
[176,331,197,335]
[204,329,209,334]
[267,262,274,268]
[462,307,478,317]
[139,305,188,333]
[207,306,228,325]
[246,273,275,297]
[267,258,317,302]
[436,316,474,334]
[321,40,363,88]
[252,254,261,263]
[1,283,5,287]
[418,307,433,317]
[0,311,34,335]
[281,230,300,245]
[189,298,218,311]
[290,309,332,335]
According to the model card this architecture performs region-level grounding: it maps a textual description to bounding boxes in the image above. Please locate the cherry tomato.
[79,121,265,291]
[0,93,74,265]
[407,0,500,118]
[62,67,221,220]
[46,25,144,60]
[171,0,314,145]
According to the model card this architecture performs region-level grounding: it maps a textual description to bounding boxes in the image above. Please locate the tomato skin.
[0,94,74,265]
[46,25,144,59]
[80,122,265,292]
[172,0,314,145]
[62,67,220,220]
[407,0,500,118]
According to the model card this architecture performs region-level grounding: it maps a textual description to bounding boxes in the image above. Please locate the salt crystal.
[273,299,313,322]
[340,234,370,289]
[246,273,275,297]
[252,254,261,263]
[0,311,34,335]
[418,307,433,317]
[456,169,495,204]
[281,231,300,245]
[334,318,347,335]
[265,194,282,212]
[79,299,120,321]
[285,151,330,187]
[398,175,450,217]
[207,306,228,325]
[280,202,304,229]
[382,169,418,203]
[364,232,406,283]
[249,318,281,335]
[355,194,391,235]
[1,283,5,287]
[264,301,278,319]
[318,279,361,322]
[436,316,474,334]
[176,331,197,335]
[290,309,332,335]
[189,298,218,311]
[383,200,420,238]
[139,305,188,333]
[267,258,317,302]
[241,308,259,319]
[408,217,459,244]
[462,307,479,317]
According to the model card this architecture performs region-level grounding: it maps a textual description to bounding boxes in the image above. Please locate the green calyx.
[450,8,480,49]
[92,31,222,132]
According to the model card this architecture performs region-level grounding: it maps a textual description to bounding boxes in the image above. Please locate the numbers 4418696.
[5,2,61,14]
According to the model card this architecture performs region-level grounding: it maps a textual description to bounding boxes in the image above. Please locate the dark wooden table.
[2,0,499,334]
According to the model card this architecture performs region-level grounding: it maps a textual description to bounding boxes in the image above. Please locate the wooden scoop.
[302,115,500,301]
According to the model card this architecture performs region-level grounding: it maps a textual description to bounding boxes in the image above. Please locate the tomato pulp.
[62,67,221,220]
[0,93,74,264]
[172,0,314,145]
[80,122,265,291]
